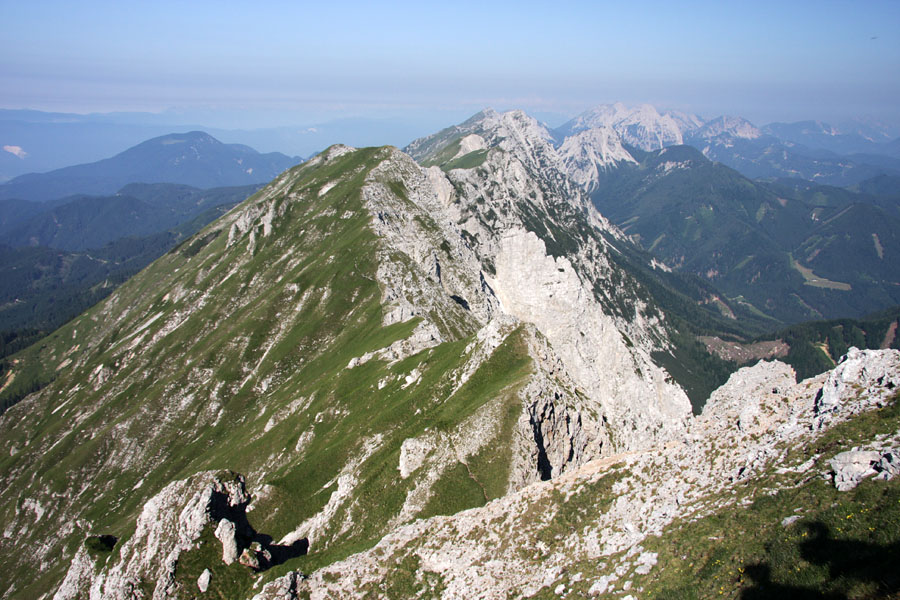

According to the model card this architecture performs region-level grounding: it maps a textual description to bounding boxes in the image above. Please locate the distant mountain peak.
[558,102,704,151]
[695,115,762,141]
[559,126,637,192]
[0,131,298,201]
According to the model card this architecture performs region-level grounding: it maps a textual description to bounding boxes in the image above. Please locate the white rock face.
[815,347,900,428]
[698,359,797,437]
[214,519,238,565]
[490,228,691,451]
[561,103,703,151]
[379,112,691,453]
[197,568,211,593]
[830,450,883,491]
[455,134,487,157]
[399,437,434,479]
[558,127,636,192]
[53,547,97,600]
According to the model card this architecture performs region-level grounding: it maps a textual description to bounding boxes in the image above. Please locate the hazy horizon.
[3,0,900,131]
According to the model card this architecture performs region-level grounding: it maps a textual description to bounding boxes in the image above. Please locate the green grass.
[265,326,533,575]
[419,462,487,519]
[638,394,900,599]
[172,526,256,599]
[466,390,525,501]
[419,137,463,168]
[0,146,530,598]
[792,258,852,291]
[444,149,489,171]
[642,473,900,600]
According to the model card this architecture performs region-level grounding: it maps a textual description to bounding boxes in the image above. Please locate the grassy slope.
[642,395,900,600]
[0,147,537,598]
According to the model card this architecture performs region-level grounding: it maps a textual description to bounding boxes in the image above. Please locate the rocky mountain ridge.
[555,103,703,152]
[53,346,900,599]
[550,110,900,325]
[2,108,899,600]
[1,110,697,599]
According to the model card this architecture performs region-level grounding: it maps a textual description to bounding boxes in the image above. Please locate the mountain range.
[547,106,900,325]
[555,103,900,187]
[0,131,298,202]
[0,132,294,342]
[0,107,898,599]
[0,109,462,182]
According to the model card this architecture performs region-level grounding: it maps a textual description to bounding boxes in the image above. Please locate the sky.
[2,0,899,128]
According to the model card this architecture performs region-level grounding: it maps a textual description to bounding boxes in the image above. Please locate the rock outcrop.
[814,346,900,428]
[247,348,900,599]
[55,471,250,600]
[830,450,885,491]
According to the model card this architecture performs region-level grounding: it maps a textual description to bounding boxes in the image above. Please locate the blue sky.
[2,0,899,126]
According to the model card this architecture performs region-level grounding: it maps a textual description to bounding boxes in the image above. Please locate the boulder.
[239,542,272,571]
[214,519,239,565]
[197,568,211,593]
[829,450,882,491]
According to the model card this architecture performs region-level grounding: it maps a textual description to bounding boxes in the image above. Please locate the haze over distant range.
[2,0,899,129]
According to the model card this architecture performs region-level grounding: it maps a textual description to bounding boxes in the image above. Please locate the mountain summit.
[556,103,703,151]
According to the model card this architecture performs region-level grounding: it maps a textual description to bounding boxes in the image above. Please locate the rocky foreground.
[54,347,900,599]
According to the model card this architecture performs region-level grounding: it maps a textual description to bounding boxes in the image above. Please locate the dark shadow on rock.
[208,487,308,571]
[267,538,309,566]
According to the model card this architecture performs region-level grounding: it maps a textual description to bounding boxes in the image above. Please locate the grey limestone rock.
[830,450,882,491]
[53,471,250,599]
[815,347,900,428]
[875,451,900,479]
[197,568,211,593]
[214,519,239,565]
[251,571,302,600]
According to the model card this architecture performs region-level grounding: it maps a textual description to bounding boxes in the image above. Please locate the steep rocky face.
[558,126,637,193]
[406,109,693,450]
[0,110,697,599]
[55,471,251,600]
